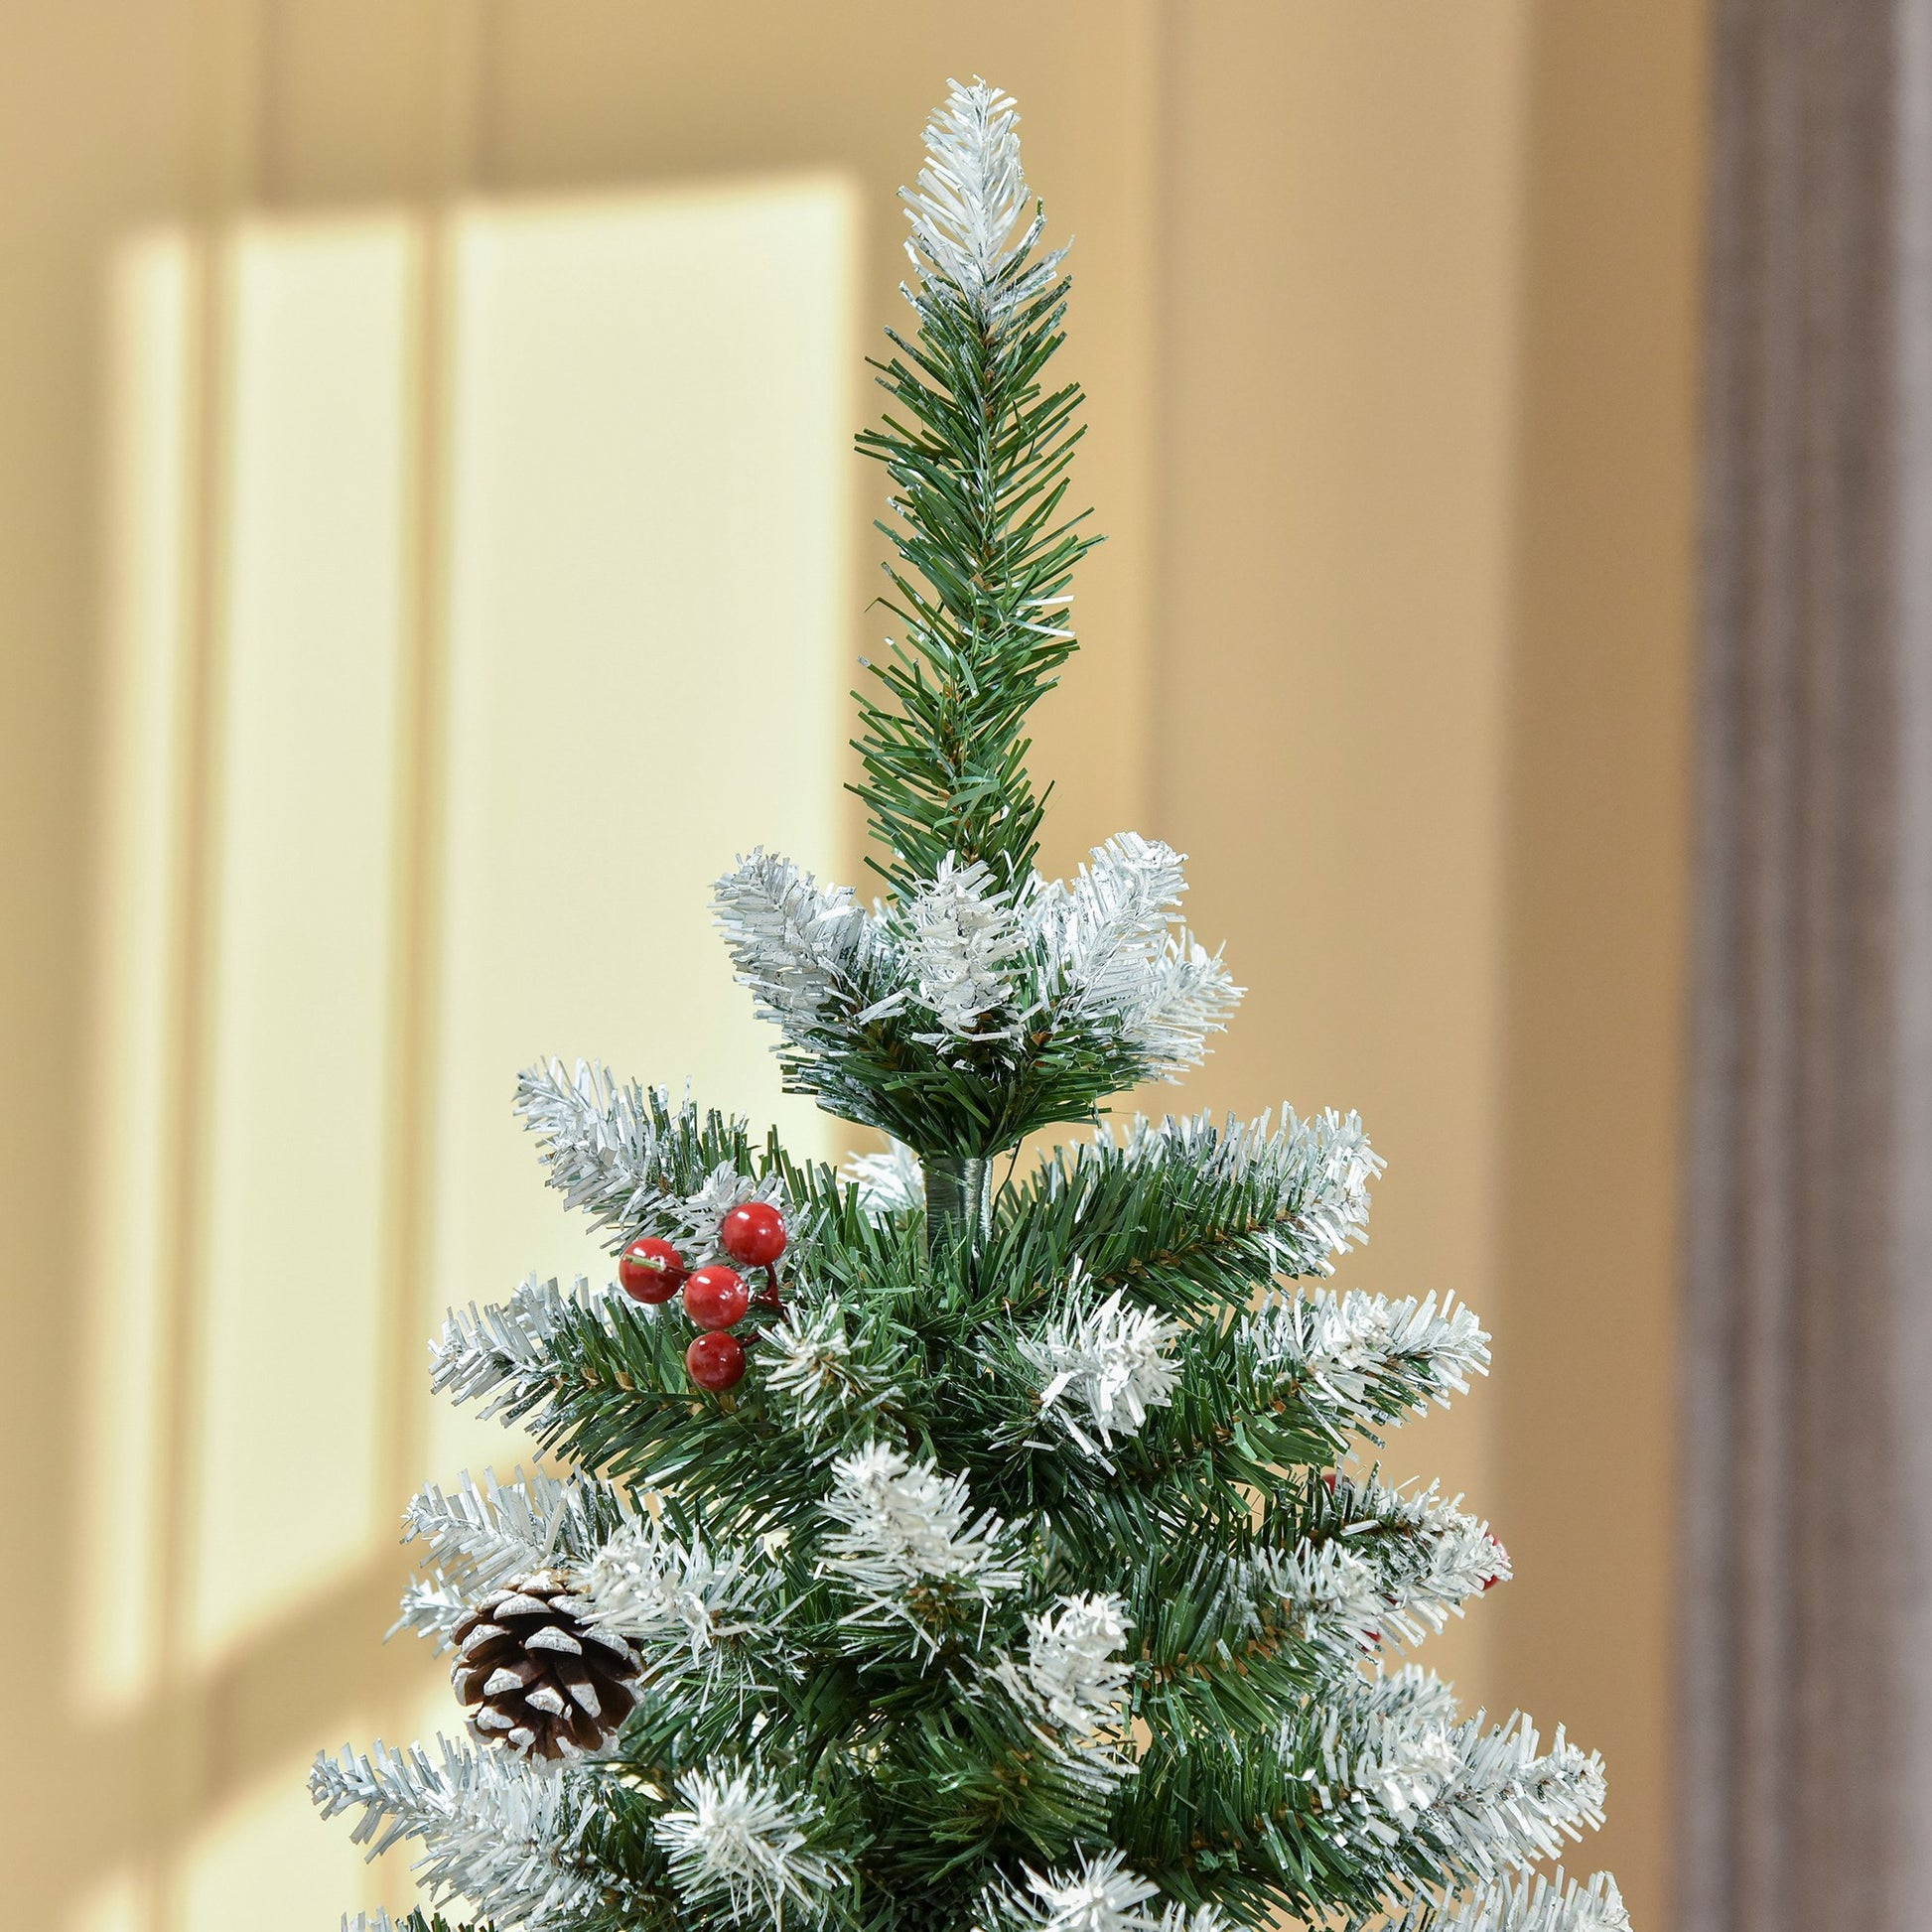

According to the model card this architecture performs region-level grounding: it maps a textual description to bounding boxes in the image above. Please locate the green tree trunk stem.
[924,1153,993,1259]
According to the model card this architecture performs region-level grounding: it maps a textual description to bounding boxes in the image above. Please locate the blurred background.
[0,4,1723,1929]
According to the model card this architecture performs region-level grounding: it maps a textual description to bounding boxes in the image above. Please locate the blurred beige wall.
[0,4,1705,1929]
[1149,9,1707,1930]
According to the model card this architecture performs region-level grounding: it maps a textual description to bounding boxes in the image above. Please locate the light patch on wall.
[74,173,858,1926]
[188,215,417,1658]
[77,230,201,1709]
[67,1871,148,1932]
[424,181,854,1481]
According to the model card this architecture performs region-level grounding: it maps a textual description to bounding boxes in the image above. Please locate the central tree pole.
[924,1153,994,1258]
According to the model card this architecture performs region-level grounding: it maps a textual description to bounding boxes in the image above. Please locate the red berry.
[720,1200,787,1267]
[683,1264,750,1330]
[619,1236,686,1304]
[686,1329,747,1392]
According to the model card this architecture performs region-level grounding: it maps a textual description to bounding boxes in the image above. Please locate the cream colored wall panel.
[189,217,415,1655]
[78,230,198,1709]
[425,181,856,1479]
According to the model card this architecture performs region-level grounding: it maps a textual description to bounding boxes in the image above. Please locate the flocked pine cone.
[451,1570,640,1760]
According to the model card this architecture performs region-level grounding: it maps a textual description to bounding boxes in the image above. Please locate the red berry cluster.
[616,1200,788,1394]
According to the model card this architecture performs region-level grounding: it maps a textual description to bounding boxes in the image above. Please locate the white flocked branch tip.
[1095,1103,1382,1276]
[1286,1473,1510,1653]
[1022,1282,1183,1458]
[515,1056,666,1229]
[1032,835,1242,1076]
[1013,1591,1134,1733]
[311,1736,625,1932]
[1254,1537,1391,1656]
[844,1140,925,1218]
[392,1577,473,1645]
[759,1291,912,1445]
[1394,1870,1630,1932]
[653,1766,847,1930]
[818,1442,1021,1640]
[516,1059,702,1234]
[400,1466,611,1608]
[1241,1287,1492,1432]
[713,848,880,1036]
[759,1293,859,1419]
[432,1274,614,1420]
[579,1513,779,1676]
[1033,835,1189,1022]
[902,77,1065,323]
[1300,1667,1609,1879]
[517,1058,800,1265]
[990,1850,1225,1932]
[901,853,1028,1048]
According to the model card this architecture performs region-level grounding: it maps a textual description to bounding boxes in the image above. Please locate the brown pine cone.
[451,1570,641,1759]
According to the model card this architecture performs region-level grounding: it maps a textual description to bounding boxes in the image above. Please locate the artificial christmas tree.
[314,78,1626,1932]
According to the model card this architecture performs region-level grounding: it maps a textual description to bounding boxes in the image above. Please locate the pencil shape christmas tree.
[313,78,1627,1932]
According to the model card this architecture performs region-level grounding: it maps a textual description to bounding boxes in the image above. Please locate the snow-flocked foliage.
[1392,1869,1630,1932]
[430,1274,614,1421]
[653,1767,846,1930]
[1242,1288,1492,1440]
[311,76,1619,1932]
[1011,1592,1134,1735]
[819,1444,1022,1647]
[580,1514,783,1687]
[712,833,1240,1145]
[1022,1285,1183,1457]
[311,1740,628,1931]
[845,1140,925,1218]
[986,1851,1230,1932]
[515,1058,793,1264]
[900,77,1063,328]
